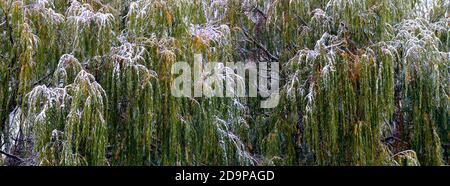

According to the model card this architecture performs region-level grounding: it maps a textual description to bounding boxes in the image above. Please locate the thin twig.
[0,149,24,162]
[240,27,279,61]
[32,71,53,87]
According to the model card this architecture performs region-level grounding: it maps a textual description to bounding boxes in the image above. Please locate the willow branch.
[240,27,279,61]
[0,150,24,162]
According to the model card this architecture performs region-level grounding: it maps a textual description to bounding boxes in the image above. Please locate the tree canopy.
[0,0,448,166]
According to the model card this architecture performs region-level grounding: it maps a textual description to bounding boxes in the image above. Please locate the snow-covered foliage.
[0,0,448,166]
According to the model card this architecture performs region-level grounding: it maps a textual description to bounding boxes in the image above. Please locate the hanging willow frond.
[66,0,115,58]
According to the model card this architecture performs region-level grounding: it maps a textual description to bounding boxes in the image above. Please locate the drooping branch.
[0,150,24,162]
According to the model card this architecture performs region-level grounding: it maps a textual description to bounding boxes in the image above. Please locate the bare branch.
[239,27,279,61]
[0,150,24,162]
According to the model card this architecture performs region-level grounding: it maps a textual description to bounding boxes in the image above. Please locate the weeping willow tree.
[393,18,448,165]
[0,0,448,166]
[2,55,108,165]
[285,34,396,165]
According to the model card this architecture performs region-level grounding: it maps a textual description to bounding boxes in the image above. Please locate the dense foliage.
[0,0,448,166]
